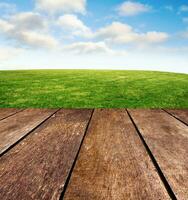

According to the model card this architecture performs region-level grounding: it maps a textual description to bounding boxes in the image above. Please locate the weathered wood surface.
[0,109,57,155]
[0,108,22,120]
[0,109,92,200]
[165,109,188,125]
[128,109,188,200]
[0,108,187,200]
[63,109,170,200]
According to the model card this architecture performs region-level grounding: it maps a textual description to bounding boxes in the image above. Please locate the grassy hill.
[0,70,187,108]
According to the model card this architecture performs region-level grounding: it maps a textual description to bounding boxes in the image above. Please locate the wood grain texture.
[0,108,57,155]
[63,109,170,200]
[165,109,188,125]
[128,109,188,200]
[0,109,92,200]
[0,108,22,120]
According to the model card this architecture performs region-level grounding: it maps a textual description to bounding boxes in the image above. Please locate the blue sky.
[0,0,188,73]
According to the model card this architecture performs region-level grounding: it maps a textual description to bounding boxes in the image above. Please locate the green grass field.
[0,70,187,108]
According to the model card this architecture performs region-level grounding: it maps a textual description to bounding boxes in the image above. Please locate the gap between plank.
[0,109,60,158]
[0,109,25,122]
[126,109,177,200]
[60,109,95,200]
[162,109,188,126]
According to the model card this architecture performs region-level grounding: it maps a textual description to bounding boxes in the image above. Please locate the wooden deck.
[0,109,187,200]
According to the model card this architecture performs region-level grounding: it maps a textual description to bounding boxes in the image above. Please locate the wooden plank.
[0,108,57,155]
[165,109,188,125]
[0,109,92,200]
[128,109,188,200]
[63,109,170,200]
[0,108,22,120]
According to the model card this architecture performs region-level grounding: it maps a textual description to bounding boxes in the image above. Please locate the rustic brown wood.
[0,108,57,155]
[0,108,22,120]
[128,109,188,200]
[0,109,92,200]
[63,109,170,200]
[165,109,188,125]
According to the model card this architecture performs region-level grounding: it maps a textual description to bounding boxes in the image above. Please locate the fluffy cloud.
[179,5,188,12]
[13,31,58,48]
[96,22,169,44]
[0,19,14,32]
[57,14,92,37]
[0,13,57,49]
[36,0,86,14]
[0,3,170,54]
[10,12,47,30]
[63,42,113,54]
[96,22,133,42]
[141,32,169,43]
[117,1,151,16]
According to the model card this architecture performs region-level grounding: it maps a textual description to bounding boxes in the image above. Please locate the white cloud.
[117,1,151,16]
[95,22,169,45]
[10,12,47,30]
[36,0,86,14]
[0,14,58,49]
[14,31,58,48]
[140,32,169,43]
[96,22,133,40]
[179,5,188,12]
[57,14,92,37]
[0,19,14,32]
[63,42,114,54]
